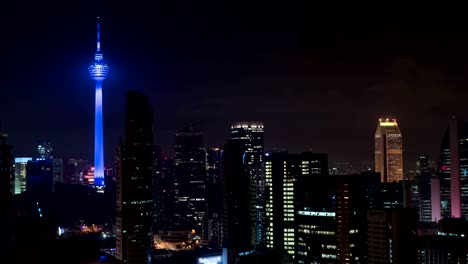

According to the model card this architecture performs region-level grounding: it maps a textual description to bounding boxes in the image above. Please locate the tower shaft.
[94,80,104,186]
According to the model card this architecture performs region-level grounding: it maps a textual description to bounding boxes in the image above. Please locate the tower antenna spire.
[96,16,101,52]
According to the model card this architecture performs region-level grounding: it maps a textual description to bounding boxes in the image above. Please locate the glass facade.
[375,118,403,183]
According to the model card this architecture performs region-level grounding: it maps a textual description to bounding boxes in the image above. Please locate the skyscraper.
[37,140,53,159]
[231,122,264,246]
[221,139,255,255]
[375,118,403,183]
[206,147,223,247]
[116,91,154,264]
[88,17,109,189]
[264,152,328,260]
[14,157,32,194]
[173,124,207,236]
[438,117,468,218]
[26,159,53,194]
[367,208,418,264]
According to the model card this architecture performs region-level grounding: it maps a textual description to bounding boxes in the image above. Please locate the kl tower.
[88,17,109,189]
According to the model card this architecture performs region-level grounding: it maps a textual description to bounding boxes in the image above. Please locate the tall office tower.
[116,91,154,264]
[37,140,53,159]
[336,173,381,264]
[26,159,53,194]
[416,154,429,174]
[152,146,162,231]
[264,151,328,260]
[64,158,90,185]
[88,17,109,189]
[367,208,418,264]
[158,157,175,227]
[439,117,468,219]
[411,155,432,222]
[221,140,255,259]
[173,124,207,236]
[375,118,403,183]
[52,158,63,191]
[206,147,223,247]
[14,157,32,194]
[231,122,264,246]
[295,175,335,264]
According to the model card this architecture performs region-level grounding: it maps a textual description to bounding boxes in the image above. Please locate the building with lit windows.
[438,117,468,219]
[52,158,63,191]
[411,155,433,223]
[264,151,328,260]
[206,147,223,247]
[367,208,418,264]
[231,122,264,246]
[173,124,207,236]
[14,157,32,194]
[115,91,154,264]
[336,173,381,264]
[295,173,336,264]
[375,118,403,183]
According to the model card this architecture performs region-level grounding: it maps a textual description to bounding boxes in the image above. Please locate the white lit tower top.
[88,17,109,189]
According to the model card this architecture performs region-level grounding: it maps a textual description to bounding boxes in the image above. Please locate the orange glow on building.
[375,118,403,182]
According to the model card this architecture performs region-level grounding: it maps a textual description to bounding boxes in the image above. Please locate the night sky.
[2,2,468,168]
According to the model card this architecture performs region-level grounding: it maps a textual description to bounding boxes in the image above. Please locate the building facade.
[367,208,418,264]
[14,157,32,194]
[221,139,255,253]
[438,117,468,219]
[115,91,154,264]
[173,124,207,236]
[231,122,264,246]
[264,151,328,261]
[375,118,403,183]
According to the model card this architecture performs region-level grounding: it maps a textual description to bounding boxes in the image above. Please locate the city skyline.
[3,3,468,166]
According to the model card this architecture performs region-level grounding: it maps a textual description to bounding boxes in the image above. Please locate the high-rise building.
[206,147,223,247]
[438,117,468,219]
[264,151,328,260]
[88,17,109,189]
[367,208,418,264]
[13,157,32,194]
[116,91,154,264]
[26,159,53,194]
[37,140,53,159]
[295,173,335,264]
[64,158,90,185]
[52,158,63,191]
[231,122,264,246]
[375,118,403,183]
[221,139,255,256]
[157,156,175,228]
[411,154,433,223]
[336,173,381,264]
[173,124,207,236]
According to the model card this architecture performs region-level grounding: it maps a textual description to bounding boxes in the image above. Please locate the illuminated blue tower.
[88,17,109,188]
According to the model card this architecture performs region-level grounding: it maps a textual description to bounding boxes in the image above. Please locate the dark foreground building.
[221,139,256,263]
[116,91,155,264]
